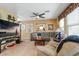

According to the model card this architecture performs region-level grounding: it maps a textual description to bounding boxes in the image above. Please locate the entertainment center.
[0,19,20,53]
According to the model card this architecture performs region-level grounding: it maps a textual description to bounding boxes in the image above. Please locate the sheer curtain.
[67,7,79,36]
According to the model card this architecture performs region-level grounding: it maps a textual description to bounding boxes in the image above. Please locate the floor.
[0,39,38,56]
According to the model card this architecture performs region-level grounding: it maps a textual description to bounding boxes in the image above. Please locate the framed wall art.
[48,24,54,30]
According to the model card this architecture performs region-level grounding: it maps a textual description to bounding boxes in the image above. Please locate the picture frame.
[48,24,54,30]
[36,23,46,32]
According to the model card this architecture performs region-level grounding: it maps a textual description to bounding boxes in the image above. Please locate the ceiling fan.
[31,10,50,19]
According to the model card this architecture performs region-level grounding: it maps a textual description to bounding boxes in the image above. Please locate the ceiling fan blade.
[45,10,50,13]
[33,12,38,16]
[31,16,36,17]
[39,13,45,16]
[40,16,45,18]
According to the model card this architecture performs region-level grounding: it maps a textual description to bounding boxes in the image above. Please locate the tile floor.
[0,39,38,56]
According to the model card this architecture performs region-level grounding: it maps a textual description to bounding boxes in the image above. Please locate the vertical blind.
[67,7,79,35]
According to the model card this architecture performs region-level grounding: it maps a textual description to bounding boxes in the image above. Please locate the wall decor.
[8,15,12,20]
[36,23,46,32]
[48,24,54,30]
[7,15,16,22]
[12,17,16,22]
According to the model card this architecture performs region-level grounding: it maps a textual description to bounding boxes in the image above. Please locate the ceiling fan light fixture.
[36,16,39,19]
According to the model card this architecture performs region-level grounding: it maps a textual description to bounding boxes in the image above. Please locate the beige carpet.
[0,39,37,56]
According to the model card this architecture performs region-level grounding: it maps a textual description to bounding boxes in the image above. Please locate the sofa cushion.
[57,42,79,56]
[47,41,58,48]
[36,45,56,56]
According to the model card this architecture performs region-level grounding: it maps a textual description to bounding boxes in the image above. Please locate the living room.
[0,3,79,56]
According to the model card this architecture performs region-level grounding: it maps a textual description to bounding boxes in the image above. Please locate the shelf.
[0,19,19,29]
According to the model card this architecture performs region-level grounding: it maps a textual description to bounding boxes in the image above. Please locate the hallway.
[0,40,37,56]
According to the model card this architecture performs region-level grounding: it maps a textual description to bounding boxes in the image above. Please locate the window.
[67,7,79,35]
[59,18,64,33]
[68,25,79,35]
